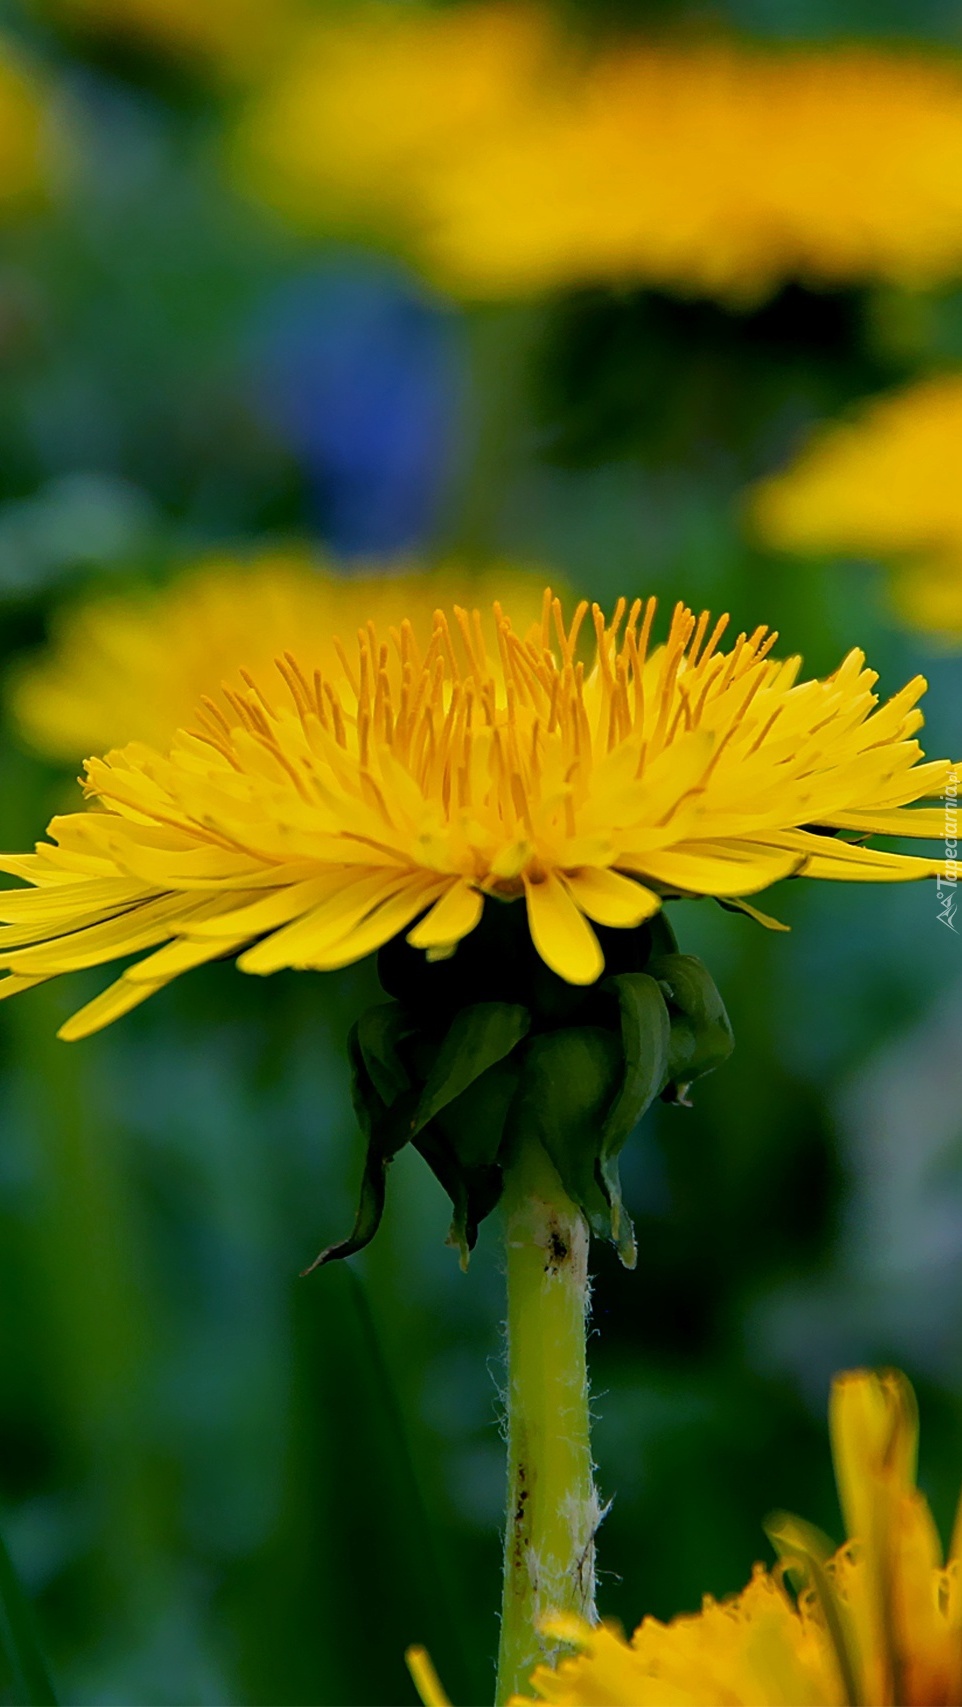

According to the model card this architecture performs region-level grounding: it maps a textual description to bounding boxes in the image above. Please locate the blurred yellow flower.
[507,1368,962,1707]
[236,3,549,237]
[749,375,962,557]
[0,39,48,215]
[748,374,962,642]
[33,0,307,81]
[0,592,949,1037]
[9,552,549,762]
[238,7,962,302]
[892,555,962,643]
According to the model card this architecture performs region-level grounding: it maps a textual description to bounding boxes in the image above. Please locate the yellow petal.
[564,867,661,928]
[123,933,248,985]
[769,829,942,881]
[524,870,603,985]
[58,932,252,1039]
[631,840,800,897]
[58,977,159,1041]
[0,972,52,1001]
[237,869,411,973]
[406,879,484,950]
[826,807,949,838]
[0,875,156,924]
[183,873,347,939]
[405,1647,451,1707]
[302,876,447,971]
[0,891,201,975]
[830,1368,918,1548]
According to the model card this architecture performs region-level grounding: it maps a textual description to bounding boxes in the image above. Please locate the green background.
[0,2,960,1702]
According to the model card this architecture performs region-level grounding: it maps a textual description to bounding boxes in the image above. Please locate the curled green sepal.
[410,1002,530,1266]
[311,1000,531,1272]
[302,1015,417,1273]
[411,1002,530,1132]
[508,1026,627,1259]
[647,952,734,1103]
[508,974,671,1267]
[597,972,672,1265]
[417,1054,523,1268]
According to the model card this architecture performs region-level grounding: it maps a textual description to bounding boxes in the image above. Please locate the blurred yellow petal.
[406,1646,451,1707]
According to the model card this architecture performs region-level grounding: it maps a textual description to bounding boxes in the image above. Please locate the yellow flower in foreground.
[0,593,950,1039]
[9,553,548,762]
[504,1369,962,1707]
[748,374,962,642]
[238,6,962,302]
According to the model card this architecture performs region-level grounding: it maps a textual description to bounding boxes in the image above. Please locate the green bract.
[310,906,733,1271]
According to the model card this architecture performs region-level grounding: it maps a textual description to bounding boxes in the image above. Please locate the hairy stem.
[495,1138,597,1705]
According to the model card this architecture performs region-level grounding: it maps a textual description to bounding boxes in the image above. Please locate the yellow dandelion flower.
[237,7,962,302]
[235,3,550,237]
[502,1368,962,1707]
[8,553,550,762]
[748,374,962,643]
[0,592,950,1040]
[748,375,962,556]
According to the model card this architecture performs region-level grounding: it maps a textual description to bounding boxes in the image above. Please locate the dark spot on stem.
[545,1222,570,1275]
[512,1462,531,1571]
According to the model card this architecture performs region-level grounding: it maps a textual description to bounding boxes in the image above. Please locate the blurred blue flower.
[248,260,466,558]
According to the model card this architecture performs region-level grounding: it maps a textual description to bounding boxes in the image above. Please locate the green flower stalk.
[498,1137,596,1705]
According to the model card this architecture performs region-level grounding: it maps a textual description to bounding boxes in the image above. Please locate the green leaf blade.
[0,1523,57,1707]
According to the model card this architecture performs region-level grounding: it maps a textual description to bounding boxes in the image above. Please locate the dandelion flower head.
[0,591,950,1041]
[238,7,962,303]
[505,1368,962,1707]
[748,374,962,643]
